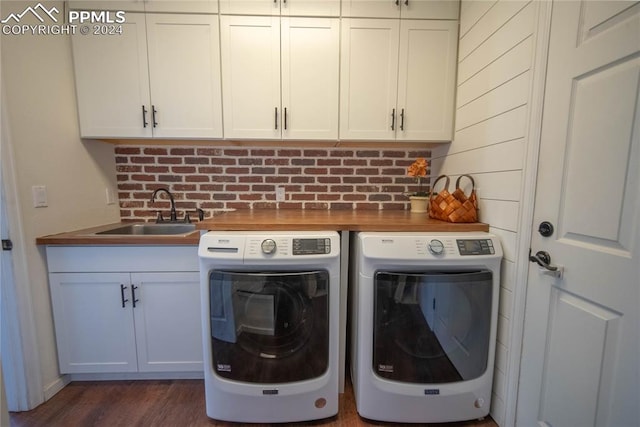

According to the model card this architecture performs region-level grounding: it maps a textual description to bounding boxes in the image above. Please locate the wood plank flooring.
[9,379,498,427]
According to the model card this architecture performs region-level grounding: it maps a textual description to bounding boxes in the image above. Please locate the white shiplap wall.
[430,1,538,425]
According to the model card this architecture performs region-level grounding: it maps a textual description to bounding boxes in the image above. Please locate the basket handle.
[455,174,475,194]
[430,175,450,201]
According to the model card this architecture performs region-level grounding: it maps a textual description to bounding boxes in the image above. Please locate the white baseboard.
[68,372,204,382]
[43,375,70,401]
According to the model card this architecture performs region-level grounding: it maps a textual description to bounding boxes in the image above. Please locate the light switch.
[105,188,116,205]
[32,185,48,208]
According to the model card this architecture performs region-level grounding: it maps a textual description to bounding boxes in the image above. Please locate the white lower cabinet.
[50,272,139,373]
[46,246,202,375]
[131,272,202,372]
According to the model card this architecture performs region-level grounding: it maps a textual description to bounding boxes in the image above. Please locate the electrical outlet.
[32,185,48,208]
[276,186,286,202]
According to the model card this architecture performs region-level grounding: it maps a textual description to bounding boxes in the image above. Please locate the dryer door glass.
[373,270,492,384]
[209,270,329,383]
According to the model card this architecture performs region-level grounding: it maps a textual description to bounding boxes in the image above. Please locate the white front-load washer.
[199,231,340,423]
[350,232,502,423]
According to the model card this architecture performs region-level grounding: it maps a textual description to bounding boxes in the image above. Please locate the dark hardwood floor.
[9,378,498,427]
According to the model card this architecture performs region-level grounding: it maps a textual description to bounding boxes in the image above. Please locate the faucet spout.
[150,188,177,222]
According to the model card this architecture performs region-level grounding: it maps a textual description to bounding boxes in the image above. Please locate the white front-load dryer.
[199,231,340,423]
[350,232,502,423]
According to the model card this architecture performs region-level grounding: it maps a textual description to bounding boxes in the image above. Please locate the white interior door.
[517,2,640,427]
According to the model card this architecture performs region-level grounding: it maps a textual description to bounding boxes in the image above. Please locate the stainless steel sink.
[95,223,196,236]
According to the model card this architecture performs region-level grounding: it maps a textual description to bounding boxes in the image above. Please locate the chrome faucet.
[150,188,177,222]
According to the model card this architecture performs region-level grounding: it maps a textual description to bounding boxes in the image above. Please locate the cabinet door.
[146,14,223,139]
[68,1,145,11]
[49,273,137,373]
[281,18,339,140]
[281,0,341,17]
[145,0,218,13]
[70,1,217,13]
[71,12,151,138]
[396,20,458,141]
[220,16,281,139]
[219,0,280,15]
[132,272,203,372]
[400,0,460,20]
[339,19,400,140]
[341,0,401,18]
[342,0,459,19]
[220,0,338,16]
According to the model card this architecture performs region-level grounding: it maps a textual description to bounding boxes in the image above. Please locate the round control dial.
[428,239,445,255]
[261,239,277,255]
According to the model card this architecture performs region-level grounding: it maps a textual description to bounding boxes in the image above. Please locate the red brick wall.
[115,146,431,222]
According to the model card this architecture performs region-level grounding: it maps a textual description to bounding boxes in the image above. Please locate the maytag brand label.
[424,389,440,395]
[216,363,231,372]
[378,364,394,373]
[263,389,279,395]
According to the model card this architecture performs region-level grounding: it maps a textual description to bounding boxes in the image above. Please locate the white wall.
[1,0,120,405]
[430,1,538,425]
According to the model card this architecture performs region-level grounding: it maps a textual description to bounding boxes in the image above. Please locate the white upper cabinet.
[220,15,282,139]
[219,0,340,16]
[281,17,340,140]
[339,19,400,140]
[396,20,458,141]
[221,15,340,140]
[145,14,224,138]
[68,0,218,13]
[72,13,223,139]
[144,0,218,13]
[342,0,459,19]
[72,13,152,138]
[340,18,458,141]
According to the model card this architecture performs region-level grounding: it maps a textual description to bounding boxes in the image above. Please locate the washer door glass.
[373,270,493,384]
[209,270,329,383]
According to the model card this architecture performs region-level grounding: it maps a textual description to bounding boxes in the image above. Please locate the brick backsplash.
[115,146,431,222]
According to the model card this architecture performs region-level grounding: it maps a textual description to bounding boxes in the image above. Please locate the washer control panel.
[293,238,331,255]
[456,239,495,255]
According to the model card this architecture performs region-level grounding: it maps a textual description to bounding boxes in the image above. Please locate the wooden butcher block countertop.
[196,209,489,232]
[37,210,489,246]
[36,222,201,246]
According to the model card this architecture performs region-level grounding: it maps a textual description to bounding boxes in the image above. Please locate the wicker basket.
[429,175,478,223]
